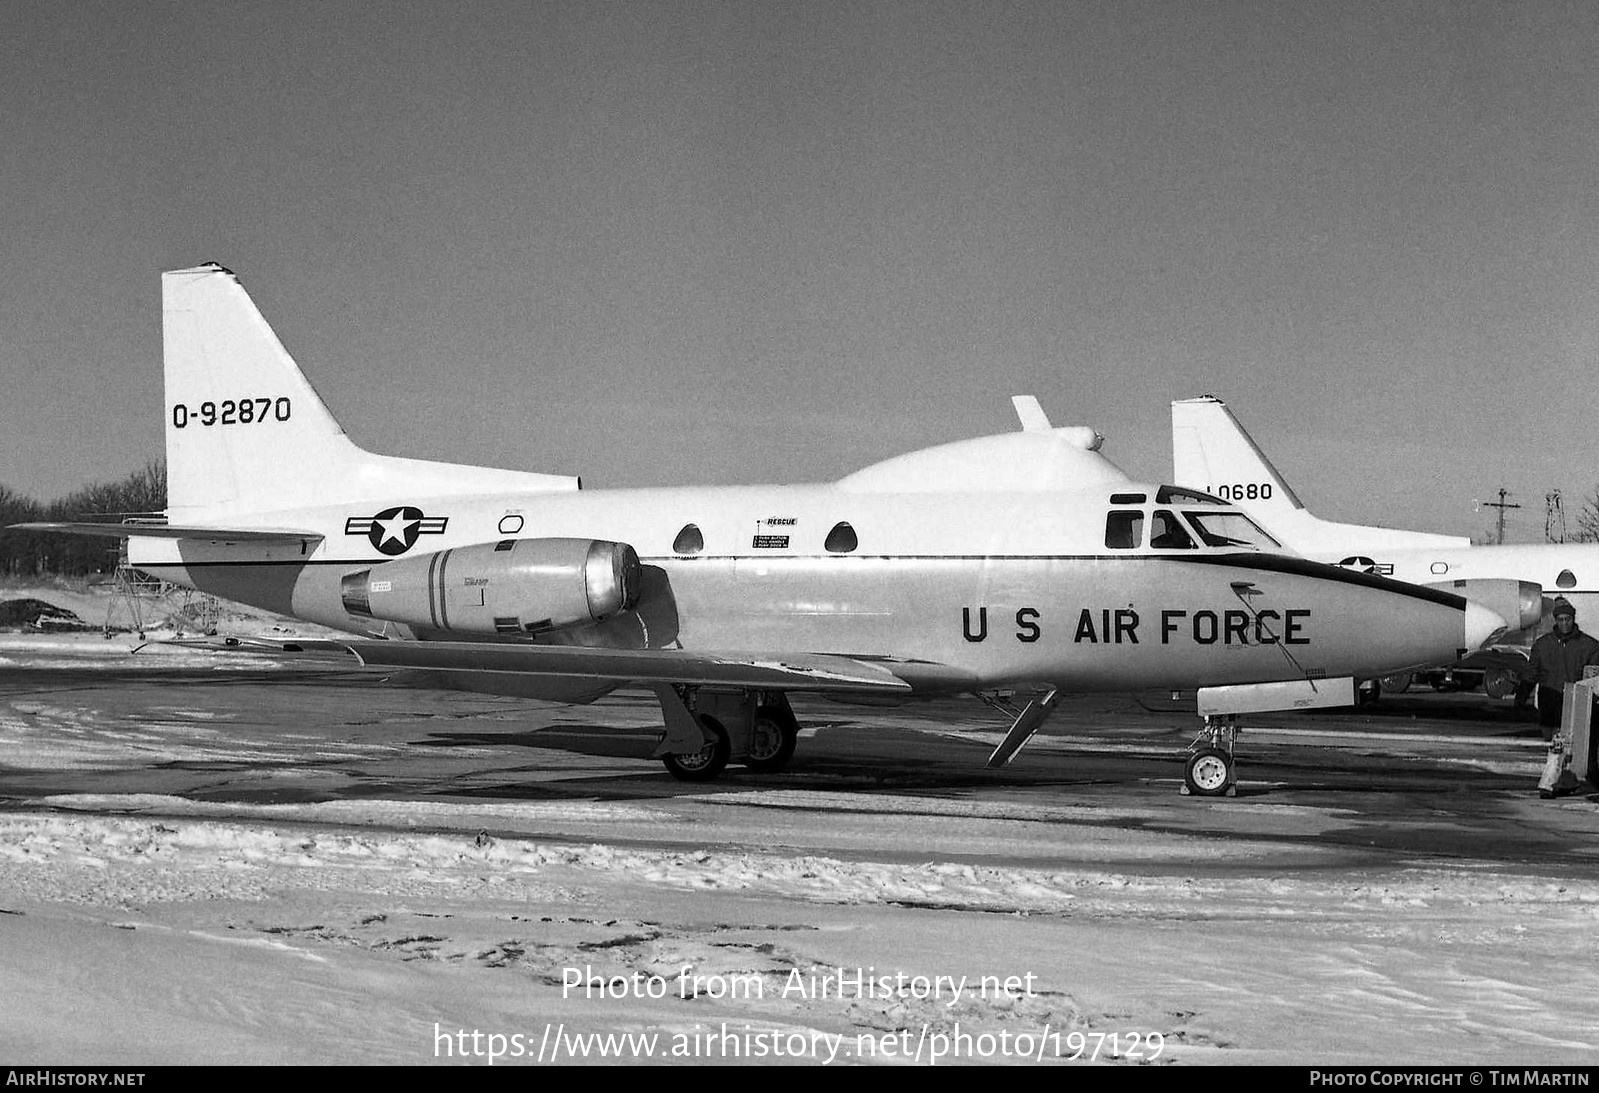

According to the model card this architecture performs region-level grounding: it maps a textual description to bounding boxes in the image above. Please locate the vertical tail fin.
[164,264,360,519]
[1171,395,1470,554]
[163,264,578,522]
[1171,395,1305,515]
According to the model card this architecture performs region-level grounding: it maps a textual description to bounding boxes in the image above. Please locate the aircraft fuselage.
[131,482,1486,695]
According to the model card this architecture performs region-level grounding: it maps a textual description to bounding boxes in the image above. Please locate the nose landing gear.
[1183,714,1238,797]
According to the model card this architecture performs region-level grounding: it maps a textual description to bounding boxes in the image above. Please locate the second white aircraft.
[1172,395,1583,693]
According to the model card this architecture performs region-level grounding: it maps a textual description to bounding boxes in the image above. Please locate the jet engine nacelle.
[1423,578,1543,636]
[341,537,642,637]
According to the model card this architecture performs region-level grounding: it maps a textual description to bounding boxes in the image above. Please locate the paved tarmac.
[3,660,1595,876]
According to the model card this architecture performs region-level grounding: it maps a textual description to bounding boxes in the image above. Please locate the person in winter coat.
[1525,597,1599,739]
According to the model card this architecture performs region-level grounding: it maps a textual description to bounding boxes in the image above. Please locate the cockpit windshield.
[1102,486,1283,552]
[1182,510,1281,550]
[1149,510,1195,549]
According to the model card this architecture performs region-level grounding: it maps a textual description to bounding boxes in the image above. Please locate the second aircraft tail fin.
[1171,395,1305,517]
[1171,395,1470,555]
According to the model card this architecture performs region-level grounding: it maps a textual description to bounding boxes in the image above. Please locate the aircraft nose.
[1464,599,1509,651]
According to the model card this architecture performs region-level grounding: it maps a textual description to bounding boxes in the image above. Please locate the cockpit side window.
[1105,510,1145,550]
[1150,510,1197,550]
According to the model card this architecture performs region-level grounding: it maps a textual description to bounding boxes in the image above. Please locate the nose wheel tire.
[743,713,798,772]
[662,717,730,782]
[1184,747,1234,797]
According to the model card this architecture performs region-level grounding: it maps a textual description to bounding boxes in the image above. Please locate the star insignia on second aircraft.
[344,506,448,555]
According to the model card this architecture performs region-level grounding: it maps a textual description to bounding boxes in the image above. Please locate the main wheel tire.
[662,716,730,782]
[1184,747,1233,797]
[1379,671,1412,695]
[743,712,798,772]
[1483,669,1518,700]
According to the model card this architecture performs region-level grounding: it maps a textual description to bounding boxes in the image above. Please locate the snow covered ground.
[2,613,1598,1065]
[5,787,1598,1066]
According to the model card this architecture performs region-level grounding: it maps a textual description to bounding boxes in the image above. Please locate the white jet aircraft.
[20,267,1508,795]
[1172,395,1573,694]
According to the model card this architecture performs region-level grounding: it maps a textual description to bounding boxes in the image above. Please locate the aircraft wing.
[189,636,976,695]
[13,522,323,544]
[339,640,943,693]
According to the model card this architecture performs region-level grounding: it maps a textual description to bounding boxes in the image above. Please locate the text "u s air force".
[961,606,1311,644]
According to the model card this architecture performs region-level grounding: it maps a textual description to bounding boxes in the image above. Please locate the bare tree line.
[1578,488,1599,543]
[0,460,166,578]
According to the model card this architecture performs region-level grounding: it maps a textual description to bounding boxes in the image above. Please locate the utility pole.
[1481,488,1521,545]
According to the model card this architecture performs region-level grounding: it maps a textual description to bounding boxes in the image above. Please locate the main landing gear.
[652,685,1246,794]
[1182,714,1238,797]
[743,706,800,772]
[660,718,731,782]
[654,687,801,782]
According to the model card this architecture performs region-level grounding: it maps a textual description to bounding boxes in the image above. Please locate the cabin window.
[1105,511,1144,550]
[673,524,704,555]
[1557,569,1577,589]
[1150,510,1196,550]
[1109,492,1147,505]
[494,540,515,552]
[825,521,858,553]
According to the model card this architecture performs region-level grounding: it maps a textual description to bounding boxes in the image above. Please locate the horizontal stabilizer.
[12,521,323,544]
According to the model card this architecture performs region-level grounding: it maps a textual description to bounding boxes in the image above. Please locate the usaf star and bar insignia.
[345,506,449,556]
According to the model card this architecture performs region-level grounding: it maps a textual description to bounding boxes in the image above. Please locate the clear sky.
[3,1,1596,542]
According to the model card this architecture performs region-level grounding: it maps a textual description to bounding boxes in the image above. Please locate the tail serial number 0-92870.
[172,397,292,428]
